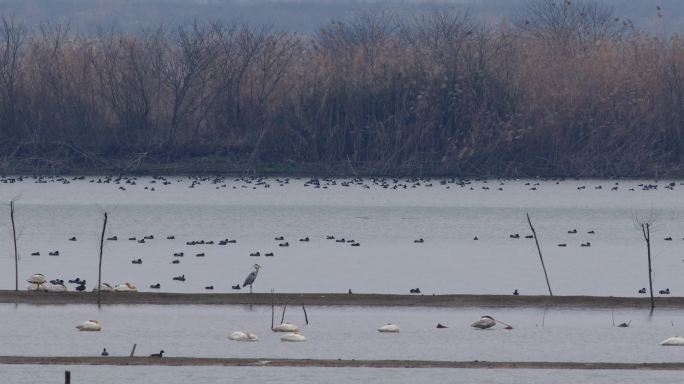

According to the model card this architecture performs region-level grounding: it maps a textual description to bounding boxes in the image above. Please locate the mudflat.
[0,291,678,309]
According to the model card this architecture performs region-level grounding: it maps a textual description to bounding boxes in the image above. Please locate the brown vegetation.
[0,0,680,176]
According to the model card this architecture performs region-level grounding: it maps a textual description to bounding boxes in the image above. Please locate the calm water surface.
[3,366,684,384]
[1,304,683,363]
[0,176,681,295]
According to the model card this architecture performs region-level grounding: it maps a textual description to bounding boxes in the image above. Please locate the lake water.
[3,365,684,384]
[0,176,681,296]
[0,304,683,363]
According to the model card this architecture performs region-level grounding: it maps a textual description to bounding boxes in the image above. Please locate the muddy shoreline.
[0,291,679,309]
[0,356,683,370]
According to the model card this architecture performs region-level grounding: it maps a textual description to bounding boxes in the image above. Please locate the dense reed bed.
[0,0,679,176]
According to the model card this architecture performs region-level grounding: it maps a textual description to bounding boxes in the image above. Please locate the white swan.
[92,283,114,292]
[27,273,46,284]
[114,282,138,292]
[43,283,67,292]
[272,323,299,332]
[661,336,684,346]
[228,331,259,342]
[280,332,306,342]
[471,316,497,329]
[76,320,102,331]
[378,323,400,333]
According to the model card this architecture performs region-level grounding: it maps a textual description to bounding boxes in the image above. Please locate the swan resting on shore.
[272,323,299,332]
[92,283,114,292]
[228,331,259,342]
[76,320,102,331]
[378,323,400,333]
[114,282,138,292]
[661,336,684,346]
[280,332,306,342]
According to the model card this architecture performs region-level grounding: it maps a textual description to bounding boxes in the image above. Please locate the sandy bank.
[0,356,683,370]
[0,291,679,309]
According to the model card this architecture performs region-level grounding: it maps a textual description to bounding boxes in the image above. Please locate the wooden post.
[130,343,137,357]
[302,304,308,325]
[642,222,655,311]
[527,213,553,296]
[280,304,287,324]
[10,201,18,291]
[271,289,275,329]
[97,212,108,308]
[64,370,70,384]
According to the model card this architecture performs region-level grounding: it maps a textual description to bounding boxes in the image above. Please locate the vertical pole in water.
[527,213,553,296]
[643,223,654,311]
[130,343,137,357]
[64,371,71,384]
[10,201,18,291]
[271,289,275,329]
[97,212,108,308]
[302,304,309,325]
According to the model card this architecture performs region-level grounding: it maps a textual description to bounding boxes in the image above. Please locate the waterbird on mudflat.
[107,236,117,241]
[510,234,519,239]
[205,285,214,290]
[171,260,180,264]
[49,251,59,256]
[101,348,109,356]
[265,252,274,257]
[410,288,421,294]
[173,275,186,282]
[243,264,262,293]
[150,283,160,289]
[414,238,424,243]
[166,235,175,239]
[250,252,260,257]
[150,350,164,357]
[232,284,241,290]
[436,323,448,328]
[132,259,142,264]
[513,289,519,296]
[581,242,590,247]
[275,236,284,241]
[660,288,670,295]
[638,288,646,294]
[69,236,77,241]
[299,237,310,242]
[665,237,673,241]
[279,242,289,247]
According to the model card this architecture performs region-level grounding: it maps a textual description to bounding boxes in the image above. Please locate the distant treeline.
[0,0,681,176]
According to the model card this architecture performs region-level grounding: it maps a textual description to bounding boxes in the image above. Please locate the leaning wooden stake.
[641,222,655,311]
[281,304,287,324]
[527,213,553,296]
[130,343,137,357]
[302,304,309,325]
[10,201,18,291]
[64,370,71,384]
[97,212,108,308]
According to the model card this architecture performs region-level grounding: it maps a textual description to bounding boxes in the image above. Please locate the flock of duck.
[3,174,684,192]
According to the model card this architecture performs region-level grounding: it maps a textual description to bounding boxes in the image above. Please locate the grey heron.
[243,264,262,293]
